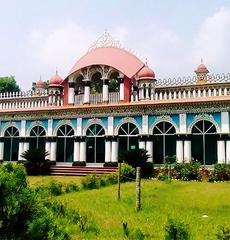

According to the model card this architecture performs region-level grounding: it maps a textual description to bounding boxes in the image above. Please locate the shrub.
[120,163,135,182]
[216,225,230,240]
[141,161,154,178]
[81,173,100,189]
[21,148,50,175]
[174,162,201,181]
[101,173,118,185]
[213,164,230,181]
[64,182,80,193]
[165,218,190,240]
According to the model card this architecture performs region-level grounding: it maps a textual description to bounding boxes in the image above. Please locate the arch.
[29,125,46,150]
[118,122,139,155]
[1,122,20,137]
[114,117,141,136]
[85,123,105,163]
[3,126,20,162]
[188,114,220,134]
[149,116,179,134]
[26,121,47,137]
[53,120,76,136]
[191,119,217,165]
[152,121,176,164]
[83,119,108,136]
[56,124,74,162]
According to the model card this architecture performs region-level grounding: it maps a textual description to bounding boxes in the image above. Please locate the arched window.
[153,121,176,164]
[191,120,217,165]
[56,124,74,162]
[91,72,103,94]
[29,126,46,150]
[4,126,19,161]
[86,124,105,163]
[118,122,139,155]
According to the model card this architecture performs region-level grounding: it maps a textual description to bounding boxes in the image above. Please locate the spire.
[56,67,58,75]
[201,57,203,64]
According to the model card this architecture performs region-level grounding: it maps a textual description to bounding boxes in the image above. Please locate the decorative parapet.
[156,73,230,87]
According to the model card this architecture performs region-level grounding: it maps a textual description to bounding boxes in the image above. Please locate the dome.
[137,65,155,80]
[49,73,63,87]
[36,79,45,89]
[195,63,209,74]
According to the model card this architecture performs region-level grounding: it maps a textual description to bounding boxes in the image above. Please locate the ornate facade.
[1,33,230,166]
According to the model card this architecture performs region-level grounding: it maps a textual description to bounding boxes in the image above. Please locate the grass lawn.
[28,177,230,239]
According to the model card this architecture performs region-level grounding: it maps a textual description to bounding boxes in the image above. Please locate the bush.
[174,162,201,181]
[120,163,135,182]
[65,182,80,193]
[81,173,100,189]
[212,164,230,181]
[21,148,50,175]
[165,218,190,240]
[216,225,230,240]
[101,173,118,185]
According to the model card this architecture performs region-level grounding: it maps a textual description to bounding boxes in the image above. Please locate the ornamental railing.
[156,73,230,87]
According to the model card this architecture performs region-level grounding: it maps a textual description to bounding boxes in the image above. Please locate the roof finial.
[56,67,58,75]
[145,58,148,66]
[201,57,203,64]
[40,75,42,81]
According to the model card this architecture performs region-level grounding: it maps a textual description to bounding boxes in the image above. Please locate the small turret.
[195,59,209,84]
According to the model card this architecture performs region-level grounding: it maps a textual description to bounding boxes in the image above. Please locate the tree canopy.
[0,76,20,93]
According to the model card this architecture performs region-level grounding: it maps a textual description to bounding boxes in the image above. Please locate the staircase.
[50,165,118,176]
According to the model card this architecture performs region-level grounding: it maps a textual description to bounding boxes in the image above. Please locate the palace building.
[1,32,230,166]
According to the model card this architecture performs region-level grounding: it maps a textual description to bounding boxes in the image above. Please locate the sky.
[0,0,230,90]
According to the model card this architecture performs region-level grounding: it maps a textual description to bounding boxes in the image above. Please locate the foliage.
[119,149,150,168]
[122,222,145,240]
[0,164,69,240]
[165,155,177,165]
[165,218,190,240]
[212,164,230,181]
[108,79,119,92]
[216,225,230,240]
[173,162,201,181]
[21,148,50,175]
[0,75,20,93]
[120,163,135,182]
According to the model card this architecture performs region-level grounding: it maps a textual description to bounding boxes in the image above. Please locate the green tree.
[0,75,20,93]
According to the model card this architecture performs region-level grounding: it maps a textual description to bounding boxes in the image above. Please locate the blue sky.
[0,0,230,89]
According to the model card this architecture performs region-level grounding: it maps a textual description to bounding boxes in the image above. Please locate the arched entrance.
[118,122,139,155]
[56,124,74,162]
[29,126,46,150]
[152,121,176,164]
[86,124,105,163]
[191,120,217,165]
[3,126,19,161]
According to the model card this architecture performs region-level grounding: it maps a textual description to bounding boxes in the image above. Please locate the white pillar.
[45,141,51,160]
[111,140,118,162]
[0,141,4,161]
[24,142,29,152]
[73,141,80,162]
[102,79,109,102]
[217,140,226,164]
[146,141,153,162]
[105,140,111,162]
[68,83,75,105]
[176,140,184,163]
[18,142,24,161]
[119,79,124,101]
[84,82,90,104]
[79,141,86,162]
[226,141,230,164]
[184,140,191,163]
[50,141,57,162]
[139,140,145,150]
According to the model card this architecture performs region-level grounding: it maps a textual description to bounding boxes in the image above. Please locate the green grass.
[28,177,230,239]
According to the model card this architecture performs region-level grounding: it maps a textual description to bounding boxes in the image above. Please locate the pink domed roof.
[36,79,45,89]
[49,73,63,87]
[195,63,209,73]
[67,47,145,79]
[137,65,155,80]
